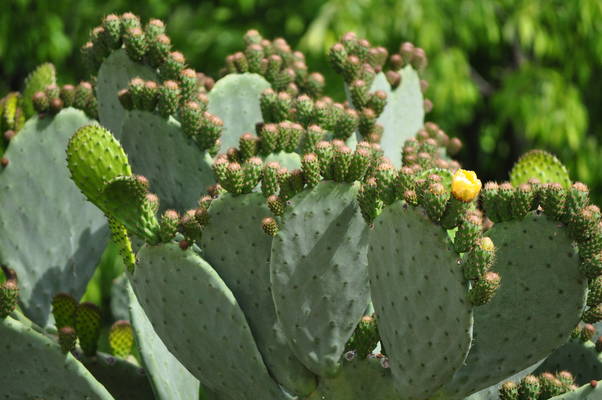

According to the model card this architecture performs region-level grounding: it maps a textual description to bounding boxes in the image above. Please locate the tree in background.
[3,0,602,200]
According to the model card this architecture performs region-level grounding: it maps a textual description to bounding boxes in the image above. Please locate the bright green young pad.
[444,213,587,398]
[200,193,317,395]
[510,149,571,188]
[0,316,114,399]
[77,351,155,400]
[270,181,371,377]
[368,202,473,400]
[130,242,288,400]
[128,284,201,400]
[67,123,132,212]
[536,339,602,385]
[120,111,214,211]
[369,67,424,167]
[22,62,56,118]
[97,49,157,139]
[208,73,271,151]
[0,109,109,326]
[307,357,401,400]
[548,382,602,399]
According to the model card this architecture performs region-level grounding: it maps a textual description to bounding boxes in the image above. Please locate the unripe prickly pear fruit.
[32,91,49,113]
[454,214,483,253]
[375,162,397,205]
[0,267,18,319]
[463,237,496,280]
[239,133,258,161]
[347,148,370,182]
[563,182,590,221]
[51,292,78,329]
[580,252,602,279]
[499,381,519,400]
[75,302,102,357]
[468,271,501,306]
[159,209,179,242]
[583,304,602,323]
[301,153,321,188]
[556,371,575,389]
[58,326,77,353]
[117,89,133,111]
[540,183,567,220]
[60,84,76,107]
[124,27,147,62]
[242,157,263,193]
[518,375,541,400]
[120,12,141,32]
[159,51,186,81]
[571,205,601,242]
[180,210,203,241]
[580,323,596,342]
[157,80,180,118]
[421,182,450,223]
[109,320,134,358]
[511,183,535,219]
[262,217,279,236]
[74,82,93,110]
[588,276,602,307]
[141,80,158,111]
[539,372,564,399]
[333,145,352,183]
[302,125,324,154]
[262,161,281,197]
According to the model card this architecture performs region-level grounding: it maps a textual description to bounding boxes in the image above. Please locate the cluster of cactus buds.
[32,81,97,118]
[223,30,324,97]
[499,372,578,400]
[0,266,19,318]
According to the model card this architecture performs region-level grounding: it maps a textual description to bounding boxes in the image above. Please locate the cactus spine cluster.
[0,11,602,400]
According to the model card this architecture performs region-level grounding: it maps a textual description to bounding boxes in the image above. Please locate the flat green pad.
[128,284,201,400]
[0,316,114,399]
[445,213,587,398]
[130,242,287,400]
[208,73,271,151]
[369,67,424,167]
[307,357,401,400]
[536,340,602,385]
[0,109,109,326]
[369,202,473,400]
[77,351,154,400]
[97,49,157,139]
[120,111,214,212]
[201,193,317,395]
[549,382,602,399]
[264,151,302,170]
[271,181,371,377]
[510,150,571,188]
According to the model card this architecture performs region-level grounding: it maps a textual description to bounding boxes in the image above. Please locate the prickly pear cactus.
[3,11,602,400]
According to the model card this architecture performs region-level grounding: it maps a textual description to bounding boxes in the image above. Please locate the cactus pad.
[270,181,370,377]
[307,357,401,400]
[445,213,587,398]
[130,242,288,400]
[128,284,201,400]
[0,316,114,399]
[369,201,473,400]
[97,49,157,138]
[369,68,424,167]
[200,193,317,395]
[119,111,214,211]
[0,109,109,326]
[536,339,602,385]
[108,320,134,358]
[208,73,271,151]
[510,150,571,188]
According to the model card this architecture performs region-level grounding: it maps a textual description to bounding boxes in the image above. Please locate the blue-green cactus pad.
[128,284,201,400]
[463,360,545,400]
[0,316,114,399]
[77,350,154,400]
[0,109,109,326]
[208,73,271,151]
[120,111,214,212]
[445,213,587,398]
[364,67,424,167]
[509,149,571,189]
[307,357,401,400]
[270,181,370,377]
[130,242,287,400]
[265,151,302,170]
[369,202,473,400]
[97,49,157,139]
[200,193,317,395]
[536,339,602,385]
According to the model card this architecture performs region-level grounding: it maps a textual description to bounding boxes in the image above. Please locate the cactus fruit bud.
[350,79,369,108]
[580,253,602,279]
[239,133,258,161]
[101,14,122,49]
[333,108,359,141]
[499,381,519,400]
[540,183,567,220]
[141,80,159,111]
[421,182,450,222]
[517,375,541,400]
[159,209,179,242]
[571,205,602,242]
[347,148,370,182]
[315,141,334,179]
[157,80,180,117]
[159,51,186,81]
[564,182,590,221]
[367,90,387,115]
[32,91,49,113]
[333,145,353,183]
[259,123,278,154]
[539,373,564,399]
[511,183,535,219]
[267,195,286,217]
[358,177,382,223]
[302,124,324,154]
[75,302,102,357]
[375,163,397,205]
[454,214,483,253]
[124,27,147,62]
[580,323,596,342]
[328,43,348,74]
[588,276,602,307]
[242,157,263,193]
[60,84,76,107]
[145,18,165,40]
[463,237,496,280]
[109,320,134,358]
[0,266,18,319]
[411,47,428,70]
[596,337,602,352]
[451,169,482,202]
[52,292,78,329]
[262,217,279,236]
[120,12,141,32]
[583,304,602,323]
[344,315,380,359]
[261,161,281,197]
[301,153,321,187]
[468,271,501,306]
[58,326,77,353]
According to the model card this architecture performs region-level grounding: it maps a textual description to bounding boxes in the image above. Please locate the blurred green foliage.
[3,0,602,200]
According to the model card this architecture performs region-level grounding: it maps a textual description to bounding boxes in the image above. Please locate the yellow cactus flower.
[480,237,495,252]
[451,169,482,202]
